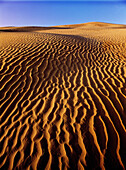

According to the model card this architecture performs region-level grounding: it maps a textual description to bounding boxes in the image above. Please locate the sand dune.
[0,22,126,169]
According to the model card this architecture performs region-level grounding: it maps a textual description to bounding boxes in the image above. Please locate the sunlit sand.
[0,22,126,169]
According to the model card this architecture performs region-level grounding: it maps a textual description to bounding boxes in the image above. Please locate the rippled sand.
[0,22,126,169]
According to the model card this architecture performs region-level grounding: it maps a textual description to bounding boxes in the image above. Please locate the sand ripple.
[0,25,126,169]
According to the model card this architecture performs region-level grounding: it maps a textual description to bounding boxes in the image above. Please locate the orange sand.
[0,22,126,169]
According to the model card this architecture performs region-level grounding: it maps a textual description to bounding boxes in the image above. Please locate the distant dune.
[0,22,126,169]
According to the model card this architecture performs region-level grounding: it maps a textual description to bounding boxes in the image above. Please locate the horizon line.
[1,21,126,28]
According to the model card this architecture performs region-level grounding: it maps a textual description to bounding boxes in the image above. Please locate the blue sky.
[0,1,126,27]
[0,0,125,1]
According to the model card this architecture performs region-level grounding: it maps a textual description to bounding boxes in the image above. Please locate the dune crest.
[0,22,126,169]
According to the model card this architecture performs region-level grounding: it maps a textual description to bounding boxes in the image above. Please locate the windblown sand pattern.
[0,22,126,169]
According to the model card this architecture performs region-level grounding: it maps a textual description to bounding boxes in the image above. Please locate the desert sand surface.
[0,22,126,169]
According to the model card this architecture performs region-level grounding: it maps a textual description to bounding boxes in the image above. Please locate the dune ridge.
[0,22,126,169]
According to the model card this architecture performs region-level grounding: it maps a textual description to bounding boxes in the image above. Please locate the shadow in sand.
[0,26,72,32]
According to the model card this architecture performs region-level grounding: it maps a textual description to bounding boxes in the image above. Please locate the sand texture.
[0,22,126,169]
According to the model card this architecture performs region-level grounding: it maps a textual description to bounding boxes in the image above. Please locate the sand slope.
[0,22,126,169]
